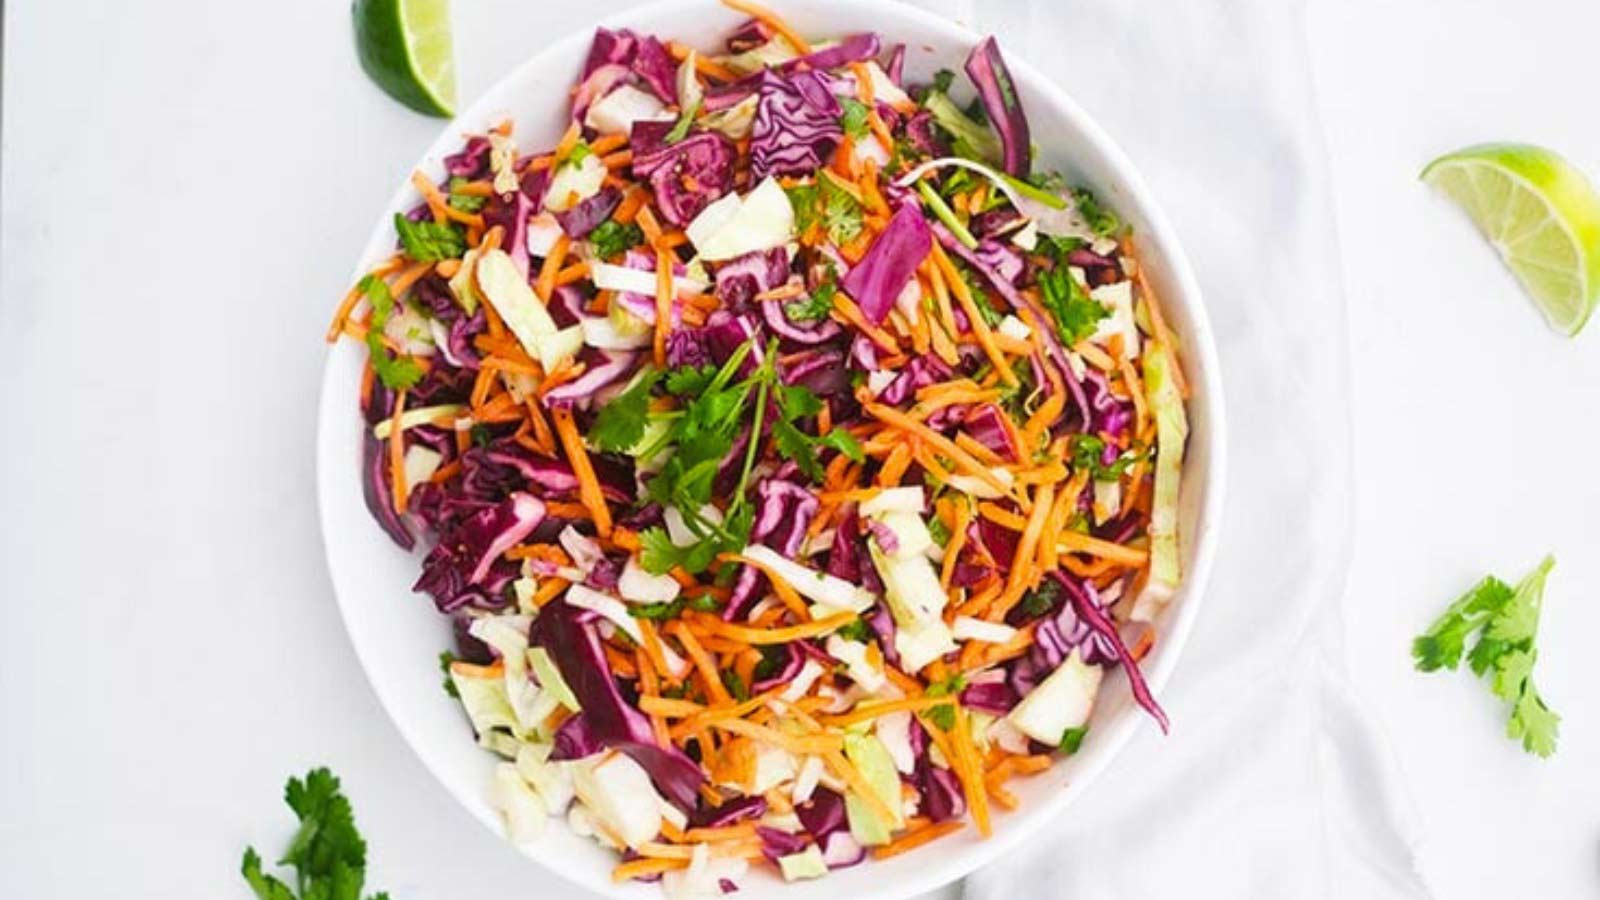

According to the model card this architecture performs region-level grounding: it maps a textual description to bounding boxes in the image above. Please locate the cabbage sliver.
[842,732,902,845]
[1133,342,1188,622]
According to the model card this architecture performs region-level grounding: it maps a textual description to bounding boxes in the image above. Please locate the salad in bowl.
[323,2,1199,895]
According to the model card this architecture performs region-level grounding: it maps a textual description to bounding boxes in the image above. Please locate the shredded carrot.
[612,858,687,882]
[949,708,992,836]
[388,390,409,512]
[933,244,1017,386]
[940,500,973,590]
[690,610,856,646]
[326,258,404,341]
[636,204,664,248]
[720,0,812,53]
[977,501,1029,532]
[726,555,811,622]
[708,717,843,755]
[535,234,570,301]
[990,483,1055,620]
[552,121,582,165]
[1057,529,1149,567]
[654,248,672,366]
[1126,244,1190,397]
[667,620,733,705]
[831,292,900,354]
[613,185,647,225]
[876,441,914,487]
[550,406,613,537]
[409,170,450,224]
[861,400,1014,497]
[872,820,965,860]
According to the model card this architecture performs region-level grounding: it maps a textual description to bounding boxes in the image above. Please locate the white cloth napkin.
[899,1,1436,897]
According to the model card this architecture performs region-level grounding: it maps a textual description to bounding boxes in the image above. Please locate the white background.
[2,1,1596,898]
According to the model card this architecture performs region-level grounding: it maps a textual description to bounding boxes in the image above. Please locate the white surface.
[1,1,1596,899]
[316,3,1222,898]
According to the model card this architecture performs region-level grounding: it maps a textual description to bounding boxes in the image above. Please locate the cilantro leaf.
[772,418,822,481]
[359,275,425,391]
[241,768,388,900]
[1071,187,1121,237]
[931,69,956,94]
[785,277,837,322]
[923,674,966,731]
[629,597,688,621]
[722,669,750,702]
[590,370,661,453]
[1067,434,1136,480]
[839,97,871,140]
[1510,685,1560,758]
[778,384,824,419]
[1412,575,1514,672]
[665,363,719,397]
[393,212,466,261]
[815,428,864,463]
[589,219,645,260]
[786,180,864,245]
[1037,262,1108,346]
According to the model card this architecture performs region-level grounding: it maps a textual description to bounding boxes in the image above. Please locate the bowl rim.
[316,1,1227,897]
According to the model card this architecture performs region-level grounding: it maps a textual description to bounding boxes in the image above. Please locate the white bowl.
[317,1,1226,897]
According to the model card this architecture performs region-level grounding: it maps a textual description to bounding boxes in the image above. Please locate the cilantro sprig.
[358,275,424,391]
[786,179,865,246]
[393,212,466,261]
[633,339,861,574]
[1034,237,1108,346]
[1413,556,1561,757]
[241,768,389,900]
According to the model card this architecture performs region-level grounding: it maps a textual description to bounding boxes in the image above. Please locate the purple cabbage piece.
[973,238,1024,286]
[361,433,414,550]
[444,136,492,179]
[1068,245,1119,270]
[452,614,495,665]
[756,827,810,863]
[714,247,790,309]
[761,300,843,346]
[841,204,932,324]
[781,348,850,394]
[796,787,847,839]
[633,34,678,103]
[775,33,881,74]
[914,751,967,823]
[960,680,1018,714]
[414,274,484,370]
[413,493,545,612]
[750,643,805,693]
[572,63,631,123]
[631,120,737,227]
[582,28,635,78]
[725,479,819,620]
[543,349,640,408]
[726,17,771,52]
[964,37,1031,177]
[550,709,603,760]
[691,795,767,828]
[750,69,842,180]
[864,518,900,555]
[555,186,621,239]
[818,831,865,869]
[547,284,587,329]
[665,329,713,368]
[885,44,906,85]
[530,601,706,807]
[964,404,1019,462]
[1051,570,1169,732]
[876,353,952,407]
[902,110,948,158]
[825,506,867,583]
[482,182,538,279]
[1084,368,1132,438]
[971,206,1027,240]
[701,311,765,377]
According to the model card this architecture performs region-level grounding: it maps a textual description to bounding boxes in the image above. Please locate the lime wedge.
[352,0,456,118]
[1422,144,1600,336]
